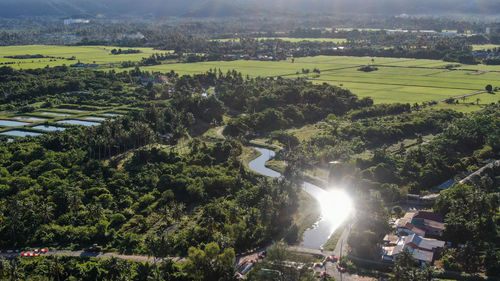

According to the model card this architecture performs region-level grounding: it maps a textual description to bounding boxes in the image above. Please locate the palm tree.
[5,259,24,281]
[134,263,154,281]
[104,257,125,281]
[147,266,162,281]
[0,260,8,279]
[38,202,54,224]
[48,257,64,281]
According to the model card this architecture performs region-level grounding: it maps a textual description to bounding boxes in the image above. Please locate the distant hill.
[0,0,499,18]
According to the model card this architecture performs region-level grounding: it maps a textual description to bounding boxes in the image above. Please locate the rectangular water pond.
[101,113,123,117]
[32,125,66,132]
[0,130,43,137]
[0,120,31,127]
[82,116,107,122]
[13,116,48,122]
[39,112,74,117]
[56,109,85,113]
[56,120,101,127]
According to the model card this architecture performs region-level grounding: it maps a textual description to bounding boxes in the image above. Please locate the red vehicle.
[21,253,40,257]
[31,249,48,254]
[326,256,338,262]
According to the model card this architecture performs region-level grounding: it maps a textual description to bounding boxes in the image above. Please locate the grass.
[0,45,164,69]
[430,102,483,113]
[134,56,500,104]
[3,45,500,105]
[386,134,435,153]
[322,222,346,251]
[265,159,286,174]
[239,146,262,169]
[471,44,500,51]
[294,191,321,245]
[286,123,324,142]
[201,126,225,141]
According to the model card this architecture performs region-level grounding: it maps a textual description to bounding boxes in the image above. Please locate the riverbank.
[294,191,321,244]
[322,221,346,251]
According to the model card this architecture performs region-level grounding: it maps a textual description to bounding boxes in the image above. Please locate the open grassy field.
[2,45,500,105]
[472,44,500,51]
[0,45,162,69]
[134,56,500,104]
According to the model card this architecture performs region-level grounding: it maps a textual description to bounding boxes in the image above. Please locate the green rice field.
[0,45,164,69]
[472,44,500,51]
[137,56,500,104]
[1,45,500,105]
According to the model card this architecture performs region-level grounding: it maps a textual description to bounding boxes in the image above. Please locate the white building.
[64,19,90,25]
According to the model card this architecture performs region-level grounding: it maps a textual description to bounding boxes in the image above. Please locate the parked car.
[313,262,323,268]
[85,244,102,253]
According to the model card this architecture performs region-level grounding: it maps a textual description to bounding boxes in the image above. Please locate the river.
[248,147,352,249]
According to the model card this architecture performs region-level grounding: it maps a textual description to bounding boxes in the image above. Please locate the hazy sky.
[0,0,499,17]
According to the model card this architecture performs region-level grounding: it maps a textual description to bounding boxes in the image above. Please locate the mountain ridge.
[0,0,499,18]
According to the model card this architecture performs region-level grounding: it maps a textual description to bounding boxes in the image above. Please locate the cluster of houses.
[63,19,90,25]
[471,50,500,60]
[382,211,447,267]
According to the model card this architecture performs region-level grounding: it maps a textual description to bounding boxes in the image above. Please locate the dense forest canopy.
[0,1,499,277]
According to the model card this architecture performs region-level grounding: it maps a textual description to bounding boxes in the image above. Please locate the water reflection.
[248,147,353,248]
[300,184,353,248]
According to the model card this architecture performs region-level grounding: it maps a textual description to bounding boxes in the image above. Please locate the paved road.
[459,159,499,184]
[288,246,334,257]
[0,250,184,263]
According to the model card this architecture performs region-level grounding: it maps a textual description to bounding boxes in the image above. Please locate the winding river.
[248,147,352,249]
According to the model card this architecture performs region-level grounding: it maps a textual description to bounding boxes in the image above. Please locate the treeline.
[110,48,141,55]
[0,126,298,255]
[285,104,499,198]
[0,67,304,262]
[433,165,500,275]
[218,76,370,137]
[0,66,135,106]
[322,45,474,64]
[283,104,500,266]
[348,103,410,120]
[0,245,236,281]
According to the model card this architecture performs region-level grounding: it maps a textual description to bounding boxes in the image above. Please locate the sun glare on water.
[318,189,353,231]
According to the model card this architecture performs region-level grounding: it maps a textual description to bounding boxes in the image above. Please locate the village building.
[395,211,445,238]
[384,211,447,266]
[382,234,446,266]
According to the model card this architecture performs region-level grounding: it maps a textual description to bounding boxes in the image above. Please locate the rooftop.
[400,223,426,236]
[413,211,445,223]
[410,248,434,263]
[405,234,445,251]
